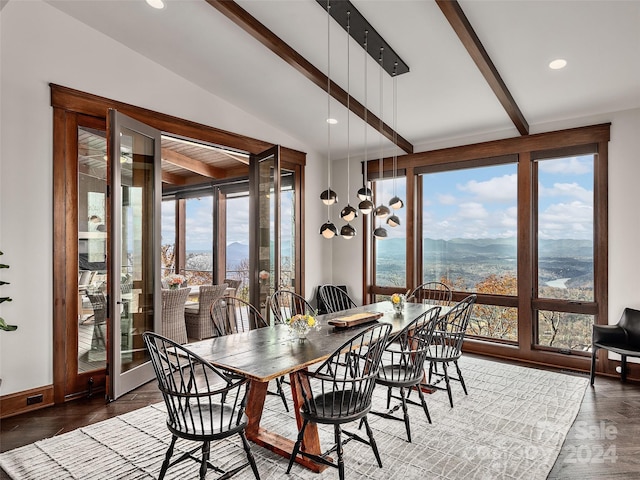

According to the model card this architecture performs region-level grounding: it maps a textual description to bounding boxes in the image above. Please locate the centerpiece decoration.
[286,311,320,343]
[164,273,186,290]
[391,293,406,314]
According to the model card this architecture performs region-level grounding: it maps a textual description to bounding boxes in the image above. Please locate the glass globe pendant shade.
[358,199,374,215]
[320,189,338,206]
[340,204,358,222]
[319,221,338,239]
[389,196,404,210]
[373,226,388,239]
[357,186,373,201]
[387,215,401,227]
[340,223,356,239]
[374,204,390,218]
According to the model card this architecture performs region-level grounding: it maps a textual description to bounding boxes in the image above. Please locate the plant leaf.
[0,281,9,286]
[0,317,17,331]
[0,297,12,304]
[0,264,8,269]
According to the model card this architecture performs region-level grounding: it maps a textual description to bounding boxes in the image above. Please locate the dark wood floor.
[2,355,640,479]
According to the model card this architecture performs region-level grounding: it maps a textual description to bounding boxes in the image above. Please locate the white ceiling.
[48,0,640,160]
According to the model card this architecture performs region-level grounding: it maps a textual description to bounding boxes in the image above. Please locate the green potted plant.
[0,251,17,331]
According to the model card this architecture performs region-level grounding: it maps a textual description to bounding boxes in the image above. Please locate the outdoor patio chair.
[185,283,228,340]
[161,287,190,344]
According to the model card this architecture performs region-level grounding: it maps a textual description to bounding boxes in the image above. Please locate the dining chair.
[286,322,392,480]
[372,305,442,442]
[268,289,314,324]
[210,296,290,411]
[160,287,190,344]
[85,290,107,350]
[318,284,357,313]
[408,281,452,306]
[142,332,260,480]
[185,283,228,340]
[424,294,477,408]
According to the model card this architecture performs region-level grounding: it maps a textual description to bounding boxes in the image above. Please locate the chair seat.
[302,389,370,424]
[425,344,460,362]
[376,364,421,387]
[594,341,640,358]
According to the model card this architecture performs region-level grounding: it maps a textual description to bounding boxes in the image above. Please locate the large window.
[421,162,518,342]
[373,178,406,287]
[534,152,596,351]
[364,124,609,371]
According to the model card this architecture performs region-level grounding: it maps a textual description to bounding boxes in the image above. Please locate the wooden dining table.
[184,300,440,472]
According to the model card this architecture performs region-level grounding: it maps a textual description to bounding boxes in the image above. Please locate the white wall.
[0,1,328,395]
[330,107,640,325]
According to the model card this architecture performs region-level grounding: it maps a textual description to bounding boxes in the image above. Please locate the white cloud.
[438,193,457,205]
[457,202,489,219]
[458,174,517,203]
[539,182,592,203]
[538,156,592,175]
[538,201,593,239]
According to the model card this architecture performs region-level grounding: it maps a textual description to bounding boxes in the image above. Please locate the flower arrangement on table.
[286,311,320,342]
[390,293,406,313]
[164,273,186,290]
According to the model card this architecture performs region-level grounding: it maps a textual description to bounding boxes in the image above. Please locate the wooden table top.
[185,301,441,382]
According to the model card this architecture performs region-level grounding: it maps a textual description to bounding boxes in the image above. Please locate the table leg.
[244,377,327,473]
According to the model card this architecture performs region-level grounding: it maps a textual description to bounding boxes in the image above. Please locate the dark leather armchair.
[591,308,640,385]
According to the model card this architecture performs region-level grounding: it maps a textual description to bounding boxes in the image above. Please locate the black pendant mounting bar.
[316,0,409,77]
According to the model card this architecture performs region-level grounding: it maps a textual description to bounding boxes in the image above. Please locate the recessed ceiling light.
[146,0,165,9]
[549,59,567,70]
[326,118,338,124]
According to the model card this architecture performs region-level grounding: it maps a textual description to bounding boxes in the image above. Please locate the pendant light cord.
[346,11,351,203]
[377,47,384,227]
[326,0,332,219]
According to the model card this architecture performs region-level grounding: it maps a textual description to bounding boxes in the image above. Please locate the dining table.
[184,300,444,472]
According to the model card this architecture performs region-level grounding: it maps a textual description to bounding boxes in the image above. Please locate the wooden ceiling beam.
[205,0,414,154]
[162,170,187,185]
[162,148,227,179]
[436,0,529,136]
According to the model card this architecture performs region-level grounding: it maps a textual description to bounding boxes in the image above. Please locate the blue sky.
[162,190,295,251]
[162,154,593,249]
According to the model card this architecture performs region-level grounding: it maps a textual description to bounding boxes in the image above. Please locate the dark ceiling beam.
[436,0,529,136]
[205,0,414,154]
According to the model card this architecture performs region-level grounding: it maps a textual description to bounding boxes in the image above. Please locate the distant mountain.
[226,242,249,270]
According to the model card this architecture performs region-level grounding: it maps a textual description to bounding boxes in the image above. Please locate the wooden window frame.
[363,123,610,372]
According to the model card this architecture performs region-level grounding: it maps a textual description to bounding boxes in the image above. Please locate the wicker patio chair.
[142,332,260,480]
[185,283,228,340]
[161,287,190,344]
[286,322,392,480]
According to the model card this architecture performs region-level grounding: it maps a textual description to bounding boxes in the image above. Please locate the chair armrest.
[592,324,627,345]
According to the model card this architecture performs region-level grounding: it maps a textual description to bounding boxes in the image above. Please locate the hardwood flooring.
[2,355,639,479]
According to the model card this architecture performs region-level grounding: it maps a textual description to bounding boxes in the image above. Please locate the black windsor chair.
[210,295,290,411]
[372,305,442,442]
[286,322,392,480]
[142,332,260,480]
[318,284,357,314]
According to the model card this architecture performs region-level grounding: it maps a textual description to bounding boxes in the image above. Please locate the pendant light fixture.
[373,47,389,239]
[339,10,357,240]
[387,63,402,228]
[358,30,374,216]
[320,0,337,238]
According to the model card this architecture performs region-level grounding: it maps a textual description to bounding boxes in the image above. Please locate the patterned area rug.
[0,357,588,479]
